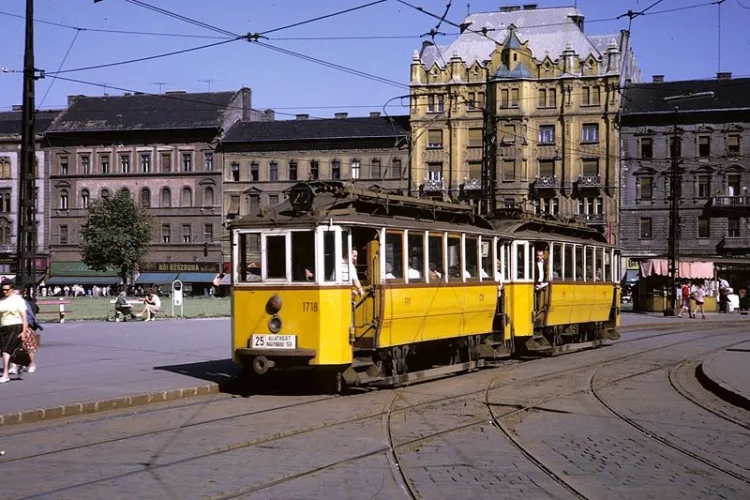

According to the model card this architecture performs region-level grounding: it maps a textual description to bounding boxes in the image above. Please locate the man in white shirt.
[534,249,549,314]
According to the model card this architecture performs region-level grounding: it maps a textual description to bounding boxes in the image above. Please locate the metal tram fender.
[229,182,622,389]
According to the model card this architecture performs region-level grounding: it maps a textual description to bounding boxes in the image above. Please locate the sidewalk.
[0,318,237,425]
[698,340,750,411]
[1,312,748,427]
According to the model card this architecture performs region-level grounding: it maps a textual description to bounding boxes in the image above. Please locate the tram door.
[352,233,382,349]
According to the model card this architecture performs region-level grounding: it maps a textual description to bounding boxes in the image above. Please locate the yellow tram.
[230,182,621,389]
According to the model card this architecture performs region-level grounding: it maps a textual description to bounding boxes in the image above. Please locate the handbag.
[10,347,31,367]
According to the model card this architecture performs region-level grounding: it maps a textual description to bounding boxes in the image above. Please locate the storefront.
[137,262,220,296]
[45,261,120,287]
[636,259,717,313]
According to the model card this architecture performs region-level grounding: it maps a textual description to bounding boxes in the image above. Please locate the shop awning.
[639,259,714,279]
[45,276,120,286]
[136,273,178,285]
[176,272,216,283]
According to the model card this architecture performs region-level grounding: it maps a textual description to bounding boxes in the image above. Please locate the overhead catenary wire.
[258,0,388,36]
[123,0,241,38]
[39,29,81,108]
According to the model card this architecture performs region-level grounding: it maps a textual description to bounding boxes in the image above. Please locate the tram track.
[5,327,746,499]
[0,324,733,468]
[588,347,750,487]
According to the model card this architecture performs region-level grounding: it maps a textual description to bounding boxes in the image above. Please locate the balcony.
[710,195,750,208]
[422,178,445,192]
[462,178,482,191]
[574,213,605,225]
[0,244,14,254]
[576,174,602,189]
[724,236,750,249]
[533,175,558,190]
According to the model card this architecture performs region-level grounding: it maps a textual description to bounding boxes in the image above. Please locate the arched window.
[81,189,90,209]
[203,187,214,207]
[101,188,110,199]
[181,186,193,207]
[120,187,131,198]
[161,187,171,207]
[140,188,151,208]
[60,190,69,210]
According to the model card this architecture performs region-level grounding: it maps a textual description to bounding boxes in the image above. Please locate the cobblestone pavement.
[0,324,749,499]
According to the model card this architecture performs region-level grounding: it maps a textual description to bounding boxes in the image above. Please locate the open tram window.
[480,238,492,280]
[428,233,445,282]
[238,232,261,282]
[447,234,463,282]
[385,231,404,280]
[515,242,529,281]
[574,245,583,281]
[291,231,316,282]
[407,231,425,282]
[323,230,336,282]
[552,243,562,280]
[585,246,594,282]
[265,235,287,280]
[465,236,479,281]
[594,247,604,282]
[563,244,573,281]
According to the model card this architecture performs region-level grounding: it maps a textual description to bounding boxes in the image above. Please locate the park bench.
[108,298,162,321]
[36,298,73,323]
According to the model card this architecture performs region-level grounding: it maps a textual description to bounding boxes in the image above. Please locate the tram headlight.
[268,315,282,333]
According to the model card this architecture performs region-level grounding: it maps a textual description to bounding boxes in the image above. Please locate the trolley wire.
[258,0,388,36]
[39,29,81,108]
[123,0,241,38]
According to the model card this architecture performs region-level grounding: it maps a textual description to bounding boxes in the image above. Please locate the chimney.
[522,4,537,10]
[296,114,309,120]
[568,14,584,32]
[370,112,381,118]
[237,87,252,121]
[717,72,732,80]
[11,105,22,111]
[67,94,82,105]
[652,75,664,83]
[334,112,348,119]
[499,6,521,12]
[264,108,275,121]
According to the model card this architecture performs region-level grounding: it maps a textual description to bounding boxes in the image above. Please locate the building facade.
[0,108,60,279]
[219,113,409,267]
[409,5,639,242]
[43,88,271,287]
[620,75,750,310]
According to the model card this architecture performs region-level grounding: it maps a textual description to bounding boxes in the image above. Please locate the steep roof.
[222,115,409,143]
[621,78,750,115]
[0,109,62,135]
[419,6,620,74]
[47,91,239,133]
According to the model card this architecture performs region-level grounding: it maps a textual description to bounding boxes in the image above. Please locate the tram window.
[428,233,444,282]
[551,243,562,280]
[323,231,336,282]
[515,243,528,280]
[563,245,573,281]
[603,250,612,282]
[407,232,425,282]
[495,241,507,281]
[481,239,492,280]
[291,231,315,282]
[595,247,604,282]
[239,232,261,282]
[266,235,287,280]
[385,231,404,280]
[585,246,594,282]
[574,245,583,281]
[465,237,479,280]
[447,235,463,282]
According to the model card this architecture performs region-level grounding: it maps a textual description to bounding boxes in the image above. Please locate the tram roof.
[230,182,611,245]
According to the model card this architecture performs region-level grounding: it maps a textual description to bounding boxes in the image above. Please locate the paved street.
[0,320,748,498]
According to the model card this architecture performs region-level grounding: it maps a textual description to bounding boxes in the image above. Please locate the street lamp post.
[662,92,715,315]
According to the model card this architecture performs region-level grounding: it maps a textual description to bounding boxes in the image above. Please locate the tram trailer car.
[230,182,621,390]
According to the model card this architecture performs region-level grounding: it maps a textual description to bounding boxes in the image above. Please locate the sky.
[1,0,749,119]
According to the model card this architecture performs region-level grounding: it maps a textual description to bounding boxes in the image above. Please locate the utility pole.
[481,69,497,217]
[16,0,41,297]
[662,91,715,315]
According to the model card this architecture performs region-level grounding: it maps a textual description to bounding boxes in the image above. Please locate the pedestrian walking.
[0,281,29,383]
[678,281,693,318]
[693,283,707,319]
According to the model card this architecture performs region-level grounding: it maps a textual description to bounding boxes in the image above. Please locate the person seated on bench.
[114,291,137,322]
[136,289,162,322]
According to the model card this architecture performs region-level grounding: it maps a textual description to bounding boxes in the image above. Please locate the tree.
[80,190,153,286]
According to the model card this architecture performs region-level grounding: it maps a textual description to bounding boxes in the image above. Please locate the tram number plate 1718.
[252,334,297,349]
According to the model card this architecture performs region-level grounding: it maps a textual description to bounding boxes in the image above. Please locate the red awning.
[639,259,714,279]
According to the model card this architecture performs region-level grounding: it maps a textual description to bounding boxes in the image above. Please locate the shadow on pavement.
[153,358,239,386]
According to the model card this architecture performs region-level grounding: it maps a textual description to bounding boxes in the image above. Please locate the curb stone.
[0,382,220,427]
[696,353,750,412]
